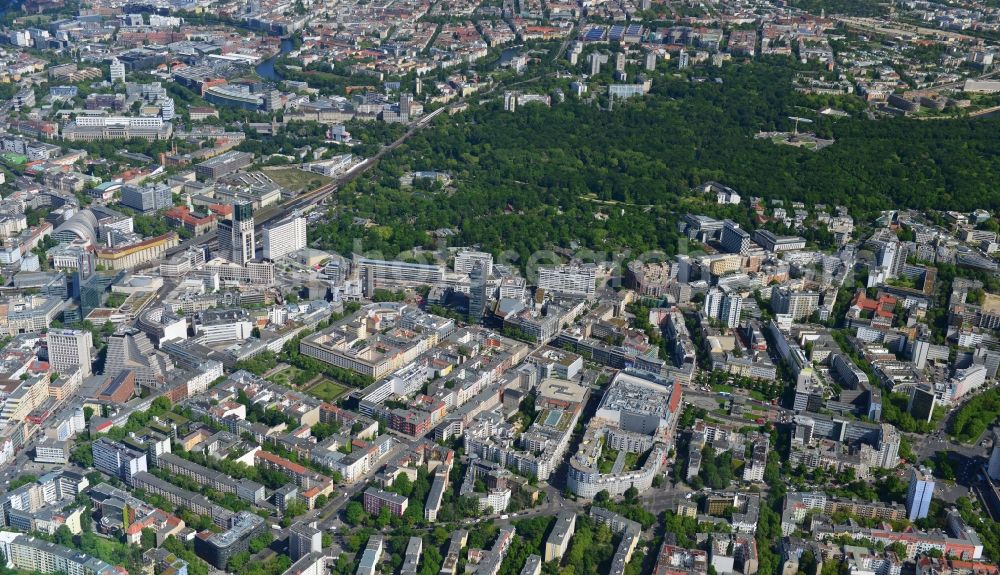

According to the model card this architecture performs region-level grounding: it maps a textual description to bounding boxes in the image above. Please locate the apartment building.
[91,438,148,486]
[5,536,120,575]
[544,511,577,562]
[363,487,408,517]
[537,264,597,299]
[156,453,265,503]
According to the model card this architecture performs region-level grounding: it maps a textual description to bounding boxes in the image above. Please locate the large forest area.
[311,59,1000,262]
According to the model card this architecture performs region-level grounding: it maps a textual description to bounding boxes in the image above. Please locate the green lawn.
[267,365,306,387]
[265,167,332,193]
[306,379,351,402]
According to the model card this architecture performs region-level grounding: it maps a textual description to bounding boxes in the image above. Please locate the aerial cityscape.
[1,0,1000,574]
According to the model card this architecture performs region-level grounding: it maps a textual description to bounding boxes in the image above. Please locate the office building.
[909,386,937,423]
[109,58,125,83]
[704,289,743,328]
[120,183,172,214]
[399,93,412,122]
[47,329,92,377]
[454,250,494,276]
[96,370,136,403]
[91,438,147,486]
[164,206,217,236]
[468,262,489,321]
[105,327,173,389]
[720,220,752,255]
[262,214,306,260]
[288,522,322,561]
[771,288,820,321]
[96,233,179,271]
[906,467,935,521]
[988,429,1000,481]
[34,439,70,464]
[608,84,647,99]
[194,151,254,180]
[193,512,265,569]
[61,116,172,141]
[204,85,263,110]
[218,203,255,265]
[537,264,597,298]
[355,257,445,294]
[752,229,806,252]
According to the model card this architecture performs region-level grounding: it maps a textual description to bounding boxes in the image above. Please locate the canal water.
[256,37,294,81]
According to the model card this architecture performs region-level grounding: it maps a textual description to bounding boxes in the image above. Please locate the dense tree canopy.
[312,59,1000,269]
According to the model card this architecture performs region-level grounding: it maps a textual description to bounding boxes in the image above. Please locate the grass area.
[265,167,332,193]
[598,447,618,474]
[14,14,51,24]
[267,365,305,387]
[306,378,351,402]
[597,447,641,474]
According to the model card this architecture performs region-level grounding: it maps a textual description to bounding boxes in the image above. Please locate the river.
[256,37,294,81]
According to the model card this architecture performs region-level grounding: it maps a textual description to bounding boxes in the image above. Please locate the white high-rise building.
[678,50,690,69]
[906,466,935,521]
[110,58,125,83]
[159,97,175,121]
[645,52,657,71]
[454,250,493,276]
[288,523,322,561]
[771,288,820,321]
[219,202,255,265]
[537,264,597,299]
[91,438,147,486]
[704,289,742,328]
[262,214,306,260]
[47,329,93,377]
[987,428,1000,481]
